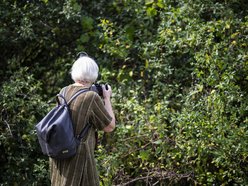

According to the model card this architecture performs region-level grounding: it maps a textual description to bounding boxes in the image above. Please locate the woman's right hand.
[102,84,112,99]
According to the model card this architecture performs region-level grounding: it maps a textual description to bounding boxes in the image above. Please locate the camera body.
[90,83,108,98]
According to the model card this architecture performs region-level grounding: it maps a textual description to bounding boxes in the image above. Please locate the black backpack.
[35,88,91,159]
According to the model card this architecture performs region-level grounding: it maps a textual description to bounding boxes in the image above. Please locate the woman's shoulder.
[86,89,102,100]
[77,89,103,107]
[60,84,102,100]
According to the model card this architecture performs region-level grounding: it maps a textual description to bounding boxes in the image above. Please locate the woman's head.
[71,56,99,83]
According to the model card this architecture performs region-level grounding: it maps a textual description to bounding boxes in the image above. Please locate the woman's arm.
[102,85,116,132]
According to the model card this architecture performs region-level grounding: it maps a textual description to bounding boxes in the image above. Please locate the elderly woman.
[49,55,116,186]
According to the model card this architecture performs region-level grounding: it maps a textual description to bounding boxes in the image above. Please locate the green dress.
[49,85,112,186]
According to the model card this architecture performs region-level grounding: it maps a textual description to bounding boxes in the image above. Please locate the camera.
[90,83,108,98]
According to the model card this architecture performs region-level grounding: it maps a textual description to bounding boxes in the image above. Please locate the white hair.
[70,56,99,83]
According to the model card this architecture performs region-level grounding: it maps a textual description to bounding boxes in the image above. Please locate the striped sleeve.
[91,94,112,130]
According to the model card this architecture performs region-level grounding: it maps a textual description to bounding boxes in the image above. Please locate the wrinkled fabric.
[50,85,112,186]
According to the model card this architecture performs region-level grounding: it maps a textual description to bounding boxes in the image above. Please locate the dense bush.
[0,67,50,185]
[0,0,247,185]
[96,0,248,185]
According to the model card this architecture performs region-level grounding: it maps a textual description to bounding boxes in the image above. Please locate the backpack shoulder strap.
[77,123,91,140]
[67,88,89,105]
[57,87,91,140]
[69,88,92,140]
[56,87,89,105]
[56,87,69,105]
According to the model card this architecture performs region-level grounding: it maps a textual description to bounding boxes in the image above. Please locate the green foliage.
[0,0,247,185]
[96,0,248,185]
[0,67,50,185]
[173,88,248,184]
[0,0,84,94]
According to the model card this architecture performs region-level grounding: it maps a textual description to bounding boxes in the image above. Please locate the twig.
[118,134,149,142]
[121,142,152,158]
[4,120,13,136]
[114,170,194,186]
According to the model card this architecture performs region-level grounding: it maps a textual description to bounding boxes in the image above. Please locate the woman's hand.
[102,84,112,100]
